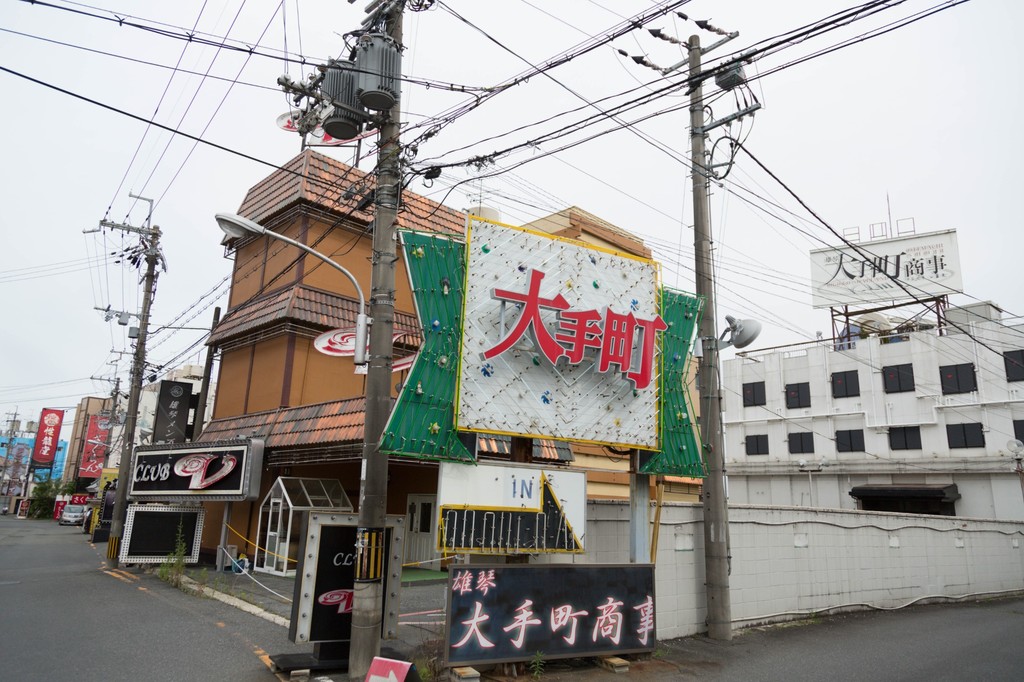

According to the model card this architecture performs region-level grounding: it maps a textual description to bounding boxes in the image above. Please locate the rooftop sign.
[810,229,963,309]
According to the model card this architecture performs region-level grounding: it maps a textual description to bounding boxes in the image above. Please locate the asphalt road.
[655,597,1024,681]
[0,515,308,681]
[4,513,1023,681]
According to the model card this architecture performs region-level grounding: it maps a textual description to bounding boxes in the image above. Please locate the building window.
[836,429,865,452]
[788,432,814,454]
[889,426,922,450]
[831,370,860,398]
[785,382,811,409]
[1005,350,1024,382]
[947,423,985,449]
[882,364,915,393]
[745,434,769,455]
[1015,419,1024,442]
[743,381,766,407]
[939,363,977,395]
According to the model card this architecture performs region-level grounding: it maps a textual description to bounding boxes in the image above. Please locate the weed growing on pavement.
[194,567,208,587]
[210,574,227,594]
[157,522,187,587]
[412,634,446,682]
[529,651,546,679]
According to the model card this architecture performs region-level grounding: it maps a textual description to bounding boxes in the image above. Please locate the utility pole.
[689,33,732,641]
[105,376,121,467]
[349,4,403,678]
[193,307,221,441]
[101,196,163,567]
[1,409,18,496]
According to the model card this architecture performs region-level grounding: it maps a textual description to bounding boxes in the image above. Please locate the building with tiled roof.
[193,149,698,573]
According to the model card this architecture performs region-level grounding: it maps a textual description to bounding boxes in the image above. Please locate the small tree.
[27,478,76,519]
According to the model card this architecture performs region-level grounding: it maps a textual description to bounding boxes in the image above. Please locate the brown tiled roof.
[209,284,420,346]
[236,149,465,236]
[197,397,366,450]
[560,206,652,258]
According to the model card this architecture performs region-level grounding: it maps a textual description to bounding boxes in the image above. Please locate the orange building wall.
[247,336,289,412]
[290,336,366,405]
[213,348,251,419]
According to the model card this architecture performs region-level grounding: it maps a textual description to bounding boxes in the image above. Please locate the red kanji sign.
[32,408,64,465]
[482,268,666,390]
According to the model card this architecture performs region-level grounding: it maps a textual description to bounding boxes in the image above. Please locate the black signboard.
[120,504,205,564]
[152,380,191,444]
[128,439,263,502]
[289,514,403,646]
[445,564,656,666]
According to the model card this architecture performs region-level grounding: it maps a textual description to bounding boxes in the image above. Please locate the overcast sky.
[1,0,1019,440]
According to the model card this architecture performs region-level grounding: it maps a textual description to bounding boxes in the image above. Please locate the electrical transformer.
[321,59,365,141]
[714,64,747,91]
[355,33,402,111]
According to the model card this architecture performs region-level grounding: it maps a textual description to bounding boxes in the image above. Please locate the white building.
[722,302,1024,520]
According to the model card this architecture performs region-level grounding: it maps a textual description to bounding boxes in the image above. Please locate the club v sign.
[128,439,264,502]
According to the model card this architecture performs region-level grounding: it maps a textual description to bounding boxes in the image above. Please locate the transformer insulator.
[354,33,402,112]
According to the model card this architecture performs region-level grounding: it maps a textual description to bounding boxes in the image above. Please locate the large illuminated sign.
[457,219,663,449]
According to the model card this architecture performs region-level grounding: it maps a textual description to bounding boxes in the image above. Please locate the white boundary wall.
[539,501,1024,640]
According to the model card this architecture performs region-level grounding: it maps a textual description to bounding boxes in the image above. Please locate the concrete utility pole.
[193,307,221,441]
[104,376,121,465]
[689,34,732,641]
[349,5,403,679]
[1,409,18,496]
[104,206,162,567]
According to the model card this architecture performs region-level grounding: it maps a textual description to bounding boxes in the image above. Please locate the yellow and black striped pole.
[354,527,385,581]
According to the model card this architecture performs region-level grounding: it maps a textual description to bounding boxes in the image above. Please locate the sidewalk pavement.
[140,561,687,680]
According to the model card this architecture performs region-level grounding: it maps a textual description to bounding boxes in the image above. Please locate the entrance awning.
[849,484,960,502]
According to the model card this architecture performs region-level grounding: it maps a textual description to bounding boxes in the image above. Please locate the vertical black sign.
[289,523,392,644]
[309,525,358,642]
[153,380,191,444]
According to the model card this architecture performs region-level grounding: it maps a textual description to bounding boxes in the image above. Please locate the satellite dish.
[720,315,762,350]
[1007,439,1024,455]
[854,312,892,335]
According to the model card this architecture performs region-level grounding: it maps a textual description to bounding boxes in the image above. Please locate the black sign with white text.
[445,564,656,666]
[128,440,263,502]
[288,515,399,645]
[152,380,191,443]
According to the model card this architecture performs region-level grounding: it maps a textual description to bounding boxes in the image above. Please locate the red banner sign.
[32,408,64,465]
[79,414,110,478]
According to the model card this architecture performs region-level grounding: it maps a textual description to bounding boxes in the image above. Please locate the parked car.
[59,504,85,526]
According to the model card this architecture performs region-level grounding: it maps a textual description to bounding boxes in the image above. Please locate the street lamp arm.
[260,227,366,317]
[215,212,370,365]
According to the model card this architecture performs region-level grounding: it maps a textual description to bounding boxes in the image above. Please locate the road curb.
[179,575,290,629]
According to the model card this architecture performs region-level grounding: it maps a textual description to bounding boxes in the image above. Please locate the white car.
[59,504,85,526]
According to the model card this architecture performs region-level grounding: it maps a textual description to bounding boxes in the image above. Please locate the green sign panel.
[380,230,705,477]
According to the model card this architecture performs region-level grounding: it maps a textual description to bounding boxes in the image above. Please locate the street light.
[215,213,370,365]
[797,459,830,508]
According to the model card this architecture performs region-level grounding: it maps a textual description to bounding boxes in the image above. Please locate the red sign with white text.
[32,408,64,465]
[79,414,110,478]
